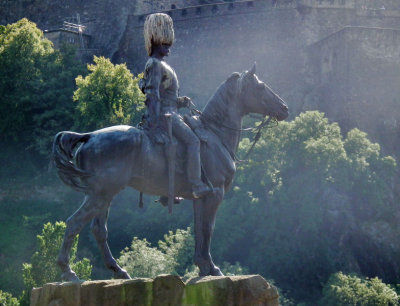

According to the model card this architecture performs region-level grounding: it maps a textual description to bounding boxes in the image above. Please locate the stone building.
[44,29,90,50]
[42,21,97,63]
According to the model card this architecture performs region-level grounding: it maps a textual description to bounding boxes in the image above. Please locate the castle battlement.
[132,0,291,26]
[130,0,400,26]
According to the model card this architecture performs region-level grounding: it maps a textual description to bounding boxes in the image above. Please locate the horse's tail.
[52,131,92,192]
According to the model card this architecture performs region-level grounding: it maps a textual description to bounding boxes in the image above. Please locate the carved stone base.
[31,274,279,306]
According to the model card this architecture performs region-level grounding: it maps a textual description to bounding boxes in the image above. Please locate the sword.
[164,113,176,214]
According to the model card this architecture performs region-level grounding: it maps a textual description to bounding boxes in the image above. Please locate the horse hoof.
[210,266,224,276]
[198,264,224,277]
[61,271,80,282]
[114,269,131,280]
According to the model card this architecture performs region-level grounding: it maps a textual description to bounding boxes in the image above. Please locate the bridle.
[189,102,278,162]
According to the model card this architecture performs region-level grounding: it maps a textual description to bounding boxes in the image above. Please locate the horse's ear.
[249,62,256,75]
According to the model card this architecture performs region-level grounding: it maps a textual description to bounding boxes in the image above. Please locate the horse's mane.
[201,72,240,123]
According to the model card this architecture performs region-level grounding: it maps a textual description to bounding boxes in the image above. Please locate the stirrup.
[156,196,182,207]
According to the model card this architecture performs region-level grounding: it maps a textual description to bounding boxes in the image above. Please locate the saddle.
[140,114,208,145]
[183,115,209,143]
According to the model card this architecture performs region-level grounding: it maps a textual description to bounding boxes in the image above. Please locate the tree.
[31,43,86,155]
[319,272,398,306]
[0,19,85,156]
[73,56,145,131]
[20,222,91,305]
[212,111,398,302]
[0,18,52,143]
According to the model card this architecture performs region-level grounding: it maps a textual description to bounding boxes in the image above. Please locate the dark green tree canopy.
[73,56,145,131]
[0,18,85,156]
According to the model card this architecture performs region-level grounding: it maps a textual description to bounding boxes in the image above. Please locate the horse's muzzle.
[271,104,288,121]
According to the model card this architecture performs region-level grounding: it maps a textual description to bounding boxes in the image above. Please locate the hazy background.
[1,0,400,304]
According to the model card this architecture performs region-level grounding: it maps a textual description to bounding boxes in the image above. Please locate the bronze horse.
[53,64,288,281]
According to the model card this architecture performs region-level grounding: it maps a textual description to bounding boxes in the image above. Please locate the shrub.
[20,222,91,305]
[0,290,19,306]
[319,272,398,306]
[118,228,194,278]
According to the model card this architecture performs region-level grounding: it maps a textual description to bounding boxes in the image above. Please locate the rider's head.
[144,13,175,56]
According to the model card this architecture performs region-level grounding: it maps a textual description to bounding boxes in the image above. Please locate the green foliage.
[213,111,398,302]
[20,222,91,304]
[0,18,53,143]
[319,272,399,306]
[118,228,194,278]
[0,189,80,296]
[73,56,145,131]
[31,43,86,155]
[0,18,85,156]
[22,221,92,286]
[220,261,249,276]
[0,290,19,306]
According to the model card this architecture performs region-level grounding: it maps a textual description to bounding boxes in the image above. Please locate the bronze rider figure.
[141,13,213,199]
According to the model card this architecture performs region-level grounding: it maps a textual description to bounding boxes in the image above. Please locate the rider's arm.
[144,59,162,120]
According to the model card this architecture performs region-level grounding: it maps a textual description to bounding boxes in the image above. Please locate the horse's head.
[238,63,288,121]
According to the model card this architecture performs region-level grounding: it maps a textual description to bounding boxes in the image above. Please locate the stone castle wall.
[307,26,400,152]
[122,0,307,104]
[1,0,400,154]
[128,0,400,15]
[119,0,400,106]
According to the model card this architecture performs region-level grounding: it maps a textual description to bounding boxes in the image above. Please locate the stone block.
[152,274,185,306]
[122,279,153,306]
[30,275,279,306]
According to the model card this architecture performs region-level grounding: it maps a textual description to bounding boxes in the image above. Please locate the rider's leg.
[171,114,212,198]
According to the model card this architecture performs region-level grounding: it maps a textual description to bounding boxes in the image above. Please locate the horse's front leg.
[90,205,131,279]
[193,187,224,276]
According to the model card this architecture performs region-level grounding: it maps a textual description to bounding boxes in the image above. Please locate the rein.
[240,115,274,162]
[189,103,277,162]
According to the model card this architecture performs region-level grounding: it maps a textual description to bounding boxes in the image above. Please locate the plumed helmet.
[144,13,175,56]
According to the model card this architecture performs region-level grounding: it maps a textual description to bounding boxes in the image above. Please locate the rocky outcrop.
[30,274,279,306]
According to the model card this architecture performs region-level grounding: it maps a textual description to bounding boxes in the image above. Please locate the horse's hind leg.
[193,187,224,276]
[57,194,103,281]
[91,206,131,279]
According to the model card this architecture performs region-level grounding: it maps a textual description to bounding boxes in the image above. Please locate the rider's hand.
[178,96,192,108]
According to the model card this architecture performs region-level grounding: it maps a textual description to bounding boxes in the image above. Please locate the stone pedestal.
[31,274,279,306]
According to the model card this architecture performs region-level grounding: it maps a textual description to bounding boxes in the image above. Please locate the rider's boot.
[187,146,213,198]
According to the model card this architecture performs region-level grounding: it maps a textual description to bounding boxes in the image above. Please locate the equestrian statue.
[53,13,289,281]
